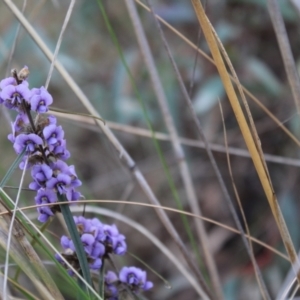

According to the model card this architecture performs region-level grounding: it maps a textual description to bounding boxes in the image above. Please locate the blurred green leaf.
[193,76,225,114]
[215,21,242,43]
[279,192,300,247]
[245,57,283,96]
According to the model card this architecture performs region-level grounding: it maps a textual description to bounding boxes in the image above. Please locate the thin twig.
[50,110,300,167]
[45,0,75,89]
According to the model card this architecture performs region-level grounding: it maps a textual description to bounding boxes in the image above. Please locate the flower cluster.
[55,216,127,272]
[55,216,153,299]
[0,67,82,222]
[1,68,153,299]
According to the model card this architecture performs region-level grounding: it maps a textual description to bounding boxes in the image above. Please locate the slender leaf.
[58,194,93,294]
[0,149,26,189]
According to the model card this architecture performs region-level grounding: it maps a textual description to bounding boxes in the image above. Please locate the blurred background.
[1,0,300,299]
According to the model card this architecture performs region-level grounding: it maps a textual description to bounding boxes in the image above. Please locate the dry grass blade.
[219,101,269,299]
[267,0,300,115]
[124,0,222,297]
[191,0,300,286]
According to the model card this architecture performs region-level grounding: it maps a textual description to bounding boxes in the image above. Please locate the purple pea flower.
[29,164,53,190]
[60,236,72,250]
[47,115,57,125]
[105,271,119,299]
[102,224,119,240]
[74,215,89,233]
[43,124,64,145]
[13,133,43,154]
[88,218,104,239]
[0,77,16,90]
[112,234,127,255]
[81,233,95,255]
[35,189,57,222]
[66,188,82,201]
[90,241,105,259]
[0,83,31,110]
[67,165,82,188]
[105,271,118,284]
[46,173,72,194]
[119,266,153,291]
[30,86,53,113]
[35,188,57,205]
[50,160,69,176]
[90,258,102,270]
[49,161,81,193]
[50,139,71,161]
[37,206,54,223]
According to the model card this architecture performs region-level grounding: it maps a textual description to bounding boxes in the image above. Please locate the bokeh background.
[1,0,300,299]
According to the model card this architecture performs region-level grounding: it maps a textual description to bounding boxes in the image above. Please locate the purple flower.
[19,155,36,170]
[50,160,69,176]
[104,271,119,299]
[29,164,53,190]
[119,266,153,291]
[48,115,57,124]
[0,77,16,89]
[50,139,70,160]
[90,258,102,270]
[46,173,72,194]
[37,206,54,222]
[34,188,57,205]
[101,224,119,242]
[1,83,31,110]
[35,189,57,222]
[67,165,82,188]
[13,133,43,154]
[8,114,29,143]
[74,215,89,233]
[61,236,72,249]
[66,189,82,201]
[49,161,81,196]
[30,86,53,113]
[112,234,127,255]
[81,233,95,255]
[105,271,118,284]
[15,113,29,131]
[43,124,64,145]
[90,241,105,259]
